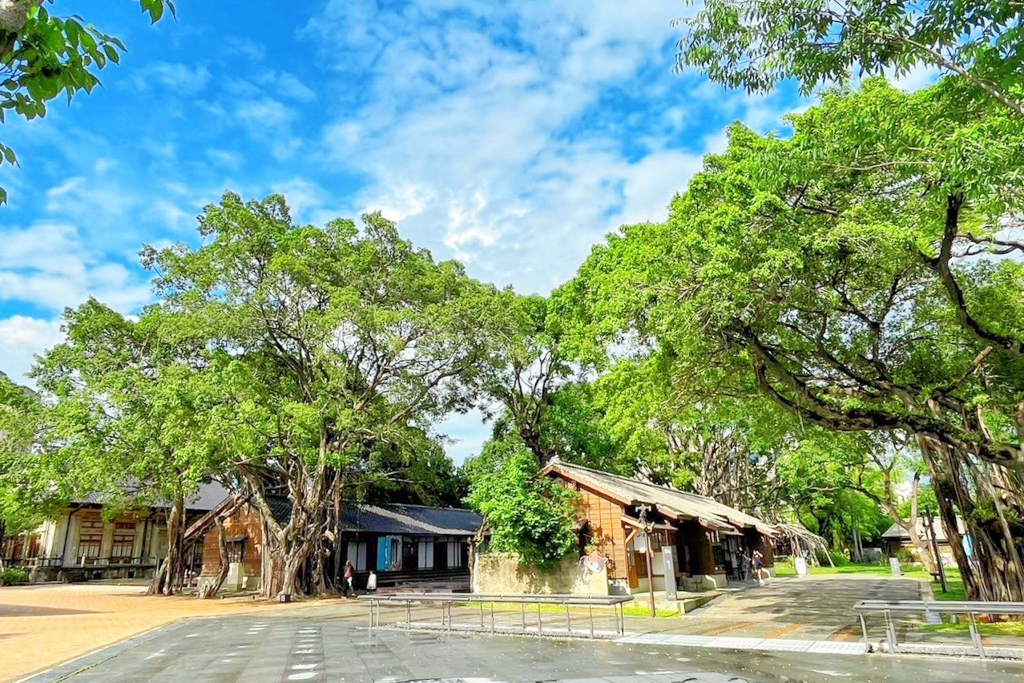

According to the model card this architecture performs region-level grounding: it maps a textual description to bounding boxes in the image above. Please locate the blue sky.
[0,0,810,463]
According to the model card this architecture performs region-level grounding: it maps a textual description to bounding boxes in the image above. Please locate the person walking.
[343,560,355,597]
[740,552,752,582]
[752,550,765,586]
[366,569,377,593]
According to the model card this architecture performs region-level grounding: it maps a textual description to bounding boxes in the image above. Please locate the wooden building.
[187,496,482,594]
[542,462,775,593]
[881,516,965,566]
[0,483,229,582]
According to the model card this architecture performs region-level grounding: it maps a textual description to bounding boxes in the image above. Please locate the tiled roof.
[545,461,776,536]
[881,516,964,542]
[0,370,37,397]
[70,481,231,513]
[339,504,482,536]
[267,495,293,527]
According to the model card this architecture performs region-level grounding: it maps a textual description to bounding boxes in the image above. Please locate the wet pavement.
[640,575,925,642]
[22,609,1024,683]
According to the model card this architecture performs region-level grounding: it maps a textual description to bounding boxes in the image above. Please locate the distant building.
[185,495,482,594]
[881,516,966,566]
[0,483,230,582]
[541,462,776,594]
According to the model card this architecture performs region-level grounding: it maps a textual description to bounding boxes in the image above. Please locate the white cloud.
[223,36,266,61]
[304,0,707,292]
[236,97,294,130]
[135,62,212,96]
[262,71,317,103]
[234,97,302,161]
[206,148,244,169]
[0,222,152,312]
[0,316,63,383]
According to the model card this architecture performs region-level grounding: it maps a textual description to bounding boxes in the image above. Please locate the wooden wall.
[551,474,630,583]
[200,502,264,578]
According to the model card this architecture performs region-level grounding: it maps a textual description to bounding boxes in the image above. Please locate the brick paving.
[0,581,361,682]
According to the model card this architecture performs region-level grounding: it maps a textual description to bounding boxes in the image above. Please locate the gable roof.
[71,481,231,513]
[544,461,775,536]
[184,499,482,542]
[340,504,482,536]
[881,516,965,543]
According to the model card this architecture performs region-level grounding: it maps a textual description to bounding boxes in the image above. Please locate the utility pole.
[637,504,656,618]
[925,509,948,593]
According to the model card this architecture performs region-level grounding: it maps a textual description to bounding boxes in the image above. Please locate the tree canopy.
[144,192,501,596]
[678,0,1024,116]
[563,77,1024,599]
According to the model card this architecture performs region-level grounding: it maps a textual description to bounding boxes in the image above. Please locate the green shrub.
[0,568,30,586]
[468,438,578,567]
[815,550,850,566]
[894,547,915,564]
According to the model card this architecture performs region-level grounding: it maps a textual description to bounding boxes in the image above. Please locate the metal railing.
[359,593,634,639]
[854,599,1024,658]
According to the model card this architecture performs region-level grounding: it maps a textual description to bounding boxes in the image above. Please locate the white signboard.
[795,557,808,577]
[889,557,902,577]
[663,550,678,600]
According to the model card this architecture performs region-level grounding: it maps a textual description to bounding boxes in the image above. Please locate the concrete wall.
[473,553,609,596]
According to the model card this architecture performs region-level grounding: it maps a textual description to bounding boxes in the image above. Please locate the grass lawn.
[452,601,678,618]
[919,620,1024,637]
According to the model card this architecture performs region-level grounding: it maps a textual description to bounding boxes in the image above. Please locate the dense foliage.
[141,193,501,596]
[563,79,1024,598]
[466,434,578,567]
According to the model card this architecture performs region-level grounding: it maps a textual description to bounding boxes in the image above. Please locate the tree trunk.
[148,490,185,596]
[920,437,1024,601]
[280,541,313,598]
[199,518,230,599]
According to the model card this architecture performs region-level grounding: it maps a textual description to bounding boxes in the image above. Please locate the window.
[447,540,463,568]
[78,519,103,560]
[111,522,136,561]
[417,537,435,569]
[346,541,367,571]
[226,539,246,564]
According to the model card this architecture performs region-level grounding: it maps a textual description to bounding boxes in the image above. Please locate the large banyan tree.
[146,193,500,597]
[566,79,1024,600]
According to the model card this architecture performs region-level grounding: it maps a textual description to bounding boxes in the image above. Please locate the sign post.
[663,547,678,600]
[637,505,656,618]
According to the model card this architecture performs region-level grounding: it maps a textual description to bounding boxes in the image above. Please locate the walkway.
[627,573,923,642]
[0,581,360,682]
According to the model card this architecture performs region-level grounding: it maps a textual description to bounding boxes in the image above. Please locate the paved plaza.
[4,574,1024,682]
[0,582,351,682]
[21,610,1024,683]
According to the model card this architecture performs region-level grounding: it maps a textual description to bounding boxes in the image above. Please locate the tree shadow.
[0,605,97,617]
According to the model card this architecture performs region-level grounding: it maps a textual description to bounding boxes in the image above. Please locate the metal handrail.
[361,592,631,605]
[854,599,1024,658]
[855,599,1024,615]
[358,592,633,638]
